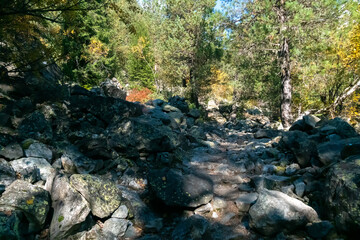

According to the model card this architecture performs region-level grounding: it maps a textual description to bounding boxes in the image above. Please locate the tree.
[228,0,355,126]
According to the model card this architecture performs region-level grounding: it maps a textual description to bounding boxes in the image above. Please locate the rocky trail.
[1,70,360,239]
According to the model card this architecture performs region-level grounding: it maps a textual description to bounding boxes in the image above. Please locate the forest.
[1,0,359,128]
[1,1,360,240]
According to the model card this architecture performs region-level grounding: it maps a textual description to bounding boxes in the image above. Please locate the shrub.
[126,88,152,103]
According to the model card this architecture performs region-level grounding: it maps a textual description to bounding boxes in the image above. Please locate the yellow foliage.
[344,92,360,125]
[82,38,109,61]
[131,36,149,59]
[209,67,233,102]
[338,22,360,74]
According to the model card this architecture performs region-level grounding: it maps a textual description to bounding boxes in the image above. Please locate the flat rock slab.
[235,192,258,212]
[25,142,52,161]
[149,168,213,208]
[249,189,319,236]
[50,175,91,240]
[70,174,121,218]
[10,157,54,181]
[0,143,23,160]
[0,180,50,231]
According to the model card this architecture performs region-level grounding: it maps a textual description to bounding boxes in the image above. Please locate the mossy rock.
[70,174,121,218]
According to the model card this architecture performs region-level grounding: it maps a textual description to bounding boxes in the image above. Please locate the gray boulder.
[280,131,317,167]
[149,168,213,208]
[108,116,180,153]
[325,155,360,235]
[0,142,23,160]
[249,189,319,236]
[10,157,54,182]
[50,175,91,240]
[168,95,189,113]
[326,117,358,139]
[70,174,121,218]
[25,142,52,161]
[188,109,201,119]
[235,192,258,212]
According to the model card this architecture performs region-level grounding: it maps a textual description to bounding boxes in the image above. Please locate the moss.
[21,139,35,150]
[58,215,64,222]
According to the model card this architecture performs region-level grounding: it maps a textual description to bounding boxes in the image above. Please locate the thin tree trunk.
[331,77,360,112]
[277,0,292,128]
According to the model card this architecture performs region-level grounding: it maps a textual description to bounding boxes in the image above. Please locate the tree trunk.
[331,77,360,112]
[189,68,199,108]
[277,0,292,128]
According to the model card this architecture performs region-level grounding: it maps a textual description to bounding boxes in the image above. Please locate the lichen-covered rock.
[25,142,52,161]
[10,157,54,182]
[148,168,213,208]
[70,174,121,218]
[249,189,319,236]
[325,155,360,235]
[0,142,23,160]
[0,180,50,233]
[50,175,91,240]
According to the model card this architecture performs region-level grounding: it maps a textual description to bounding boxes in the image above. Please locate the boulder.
[18,112,53,142]
[70,174,121,218]
[168,95,189,113]
[50,175,91,240]
[112,205,129,219]
[254,129,280,139]
[108,116,180,153]
[317,137,360,165]
[10,157,54,182]
[252,175,292,191]
[249,189,319,236]
[148,168,213,208]
[326,117,358,139]
[280,131,317,167]
[25,142,52,161]
[61,146,103,174]
[171,215,209,240]
[0,180,50,232]
[188,109,201,119]
[325,155,360,235]
[100,77,127,100]
[0,142,23,160]
[235,192,258,212]
[0,158,16,193]
[101,218,129,239]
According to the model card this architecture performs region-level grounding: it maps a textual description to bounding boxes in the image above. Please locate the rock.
[0,158,16,192]
[249,189,319,236]
[326,117,358,139]
[50,175,91,240]
[303,115,320,129]
[280,131,317,167]
[148,168,213,208]
[61,146,103,174]
[317,137,360,165]
[235,192,258,212]
[168,95,189,113]
[194,203,213,215]
[252,175,292,191]
[319,125,337,136]
[168,111,185,127]
[18,112,53,142]
[188,109,201,119]
[341,142,360,159]
[112,205,129,219]
[100,77,127,100]
[70,174,121,218]
[212,197,228,210]
[148,108,171,125]
[325,155,360,235]
[294,181,306,198]
[25,142,52,161]
[306,221,334,239]
[101,218,129,239]
[0,180,50,232]
[0,142,24,161]
[254,129,280,139]
[10,157,54,182]
[289,119,305,132]
[285,163,300,176]
[171,215,209,240]
[108,116,180,153]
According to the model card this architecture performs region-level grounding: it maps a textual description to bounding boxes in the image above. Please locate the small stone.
[101,218,129,239]
[194,203,213,215]
[294,181,306,198]
[112,205,129,219]
[212,197,228,210]
[285,163,300,176]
